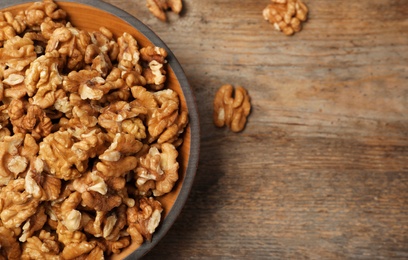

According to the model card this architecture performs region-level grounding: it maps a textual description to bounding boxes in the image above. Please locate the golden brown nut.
[0,11,26,46]
[24,0,67,28]
[21,230,60,260]
[146,89,188,145]
[0,225,21,260]
[8,99,52,140]
[19,205,47,242]
[72,171,108,195]
[38,128,105,180]
[135,143,179,196]
[127,197,163,241]
[0,36,36,73]
[213,84,251,132]
[146,0,183,22]
[0,178,40,229]
[46,25,91,70]
[117,32,142,73]
[141,46,168,90]
[98,100,148,134]
[25,50,64,109]
[0,133,26,185]
[263,0,309,36]
[81,190,122,212]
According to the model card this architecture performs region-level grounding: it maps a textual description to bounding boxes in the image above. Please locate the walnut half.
[263,0,309,36]
[146,0,183,22]
[213,84,251,133]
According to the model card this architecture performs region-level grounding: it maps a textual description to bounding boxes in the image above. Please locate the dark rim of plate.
[0,0,200,259]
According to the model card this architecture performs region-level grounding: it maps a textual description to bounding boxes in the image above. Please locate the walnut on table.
[213,84,251,133]
[263,0,309,36]
[146,0,183,22]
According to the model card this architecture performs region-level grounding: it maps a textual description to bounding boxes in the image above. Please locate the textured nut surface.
[0,0,189,257]
[263,0,309,35]
[146,0,183,22]
[213,84,251,132]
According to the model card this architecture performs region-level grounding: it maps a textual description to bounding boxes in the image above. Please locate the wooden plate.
[0,0,200,259]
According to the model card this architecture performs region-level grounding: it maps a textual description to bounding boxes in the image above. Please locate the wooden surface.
[103,0,408,259]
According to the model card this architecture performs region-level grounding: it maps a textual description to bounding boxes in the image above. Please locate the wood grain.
[103,0,408,259]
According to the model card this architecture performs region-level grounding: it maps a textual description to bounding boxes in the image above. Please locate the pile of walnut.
[146,0,182,22]
[263,0,309,36]
[213,84,251,133]
[0,0,189,259]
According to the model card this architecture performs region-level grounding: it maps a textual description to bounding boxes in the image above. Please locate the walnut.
[40,17,66,40]
[131,85,158,110]
[0,225,21,260]
[127,197,162,241]
[147,89,187,144]
[146,0,183,22]
[85,27,118,77]
[25,50,64,109]
[24,158,61,201]
[0,178,40,229]
[2,73,28,100]
[8,99,52,140]
[104,204,127,240]
[19,205,47,242]
[0,11,26,46]
[96,236,131,255]
[56,222,84,244]
[72,171,108,195]
[99,133,143,162]
[263,0,309,36]
[98,100,147,133]
[84,246,104,260]
[46,25,91,70]
[0,133,26,185]
[82,211,105,238]
[24,0,67,28]
[121,118,147,140]
[61,240,96,259]
[21,230,60,260]
[96,156,138,178]
[117,32,142,73]
[135,143,179,196]
[140,46,167,90]
[38,129,105,180]
[81,191,122,212]
[122,70,146,88]
[0,36,36,73]
[213,84,251,132]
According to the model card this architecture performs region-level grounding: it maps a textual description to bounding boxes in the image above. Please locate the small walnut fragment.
[263,0,309,36]
[146,0,183,22]
[213,84,251,132]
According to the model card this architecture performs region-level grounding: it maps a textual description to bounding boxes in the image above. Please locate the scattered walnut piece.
[146,0,183,22]
[263,0,309,36]
[213,84,251,132]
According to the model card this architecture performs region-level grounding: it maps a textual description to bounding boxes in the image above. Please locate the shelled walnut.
[146,0,183,22]
[263,0,309,36]
[213,84,251,133]
[0,0,189,258]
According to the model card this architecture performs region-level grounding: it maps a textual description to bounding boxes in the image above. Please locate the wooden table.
[104,0,408,259]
